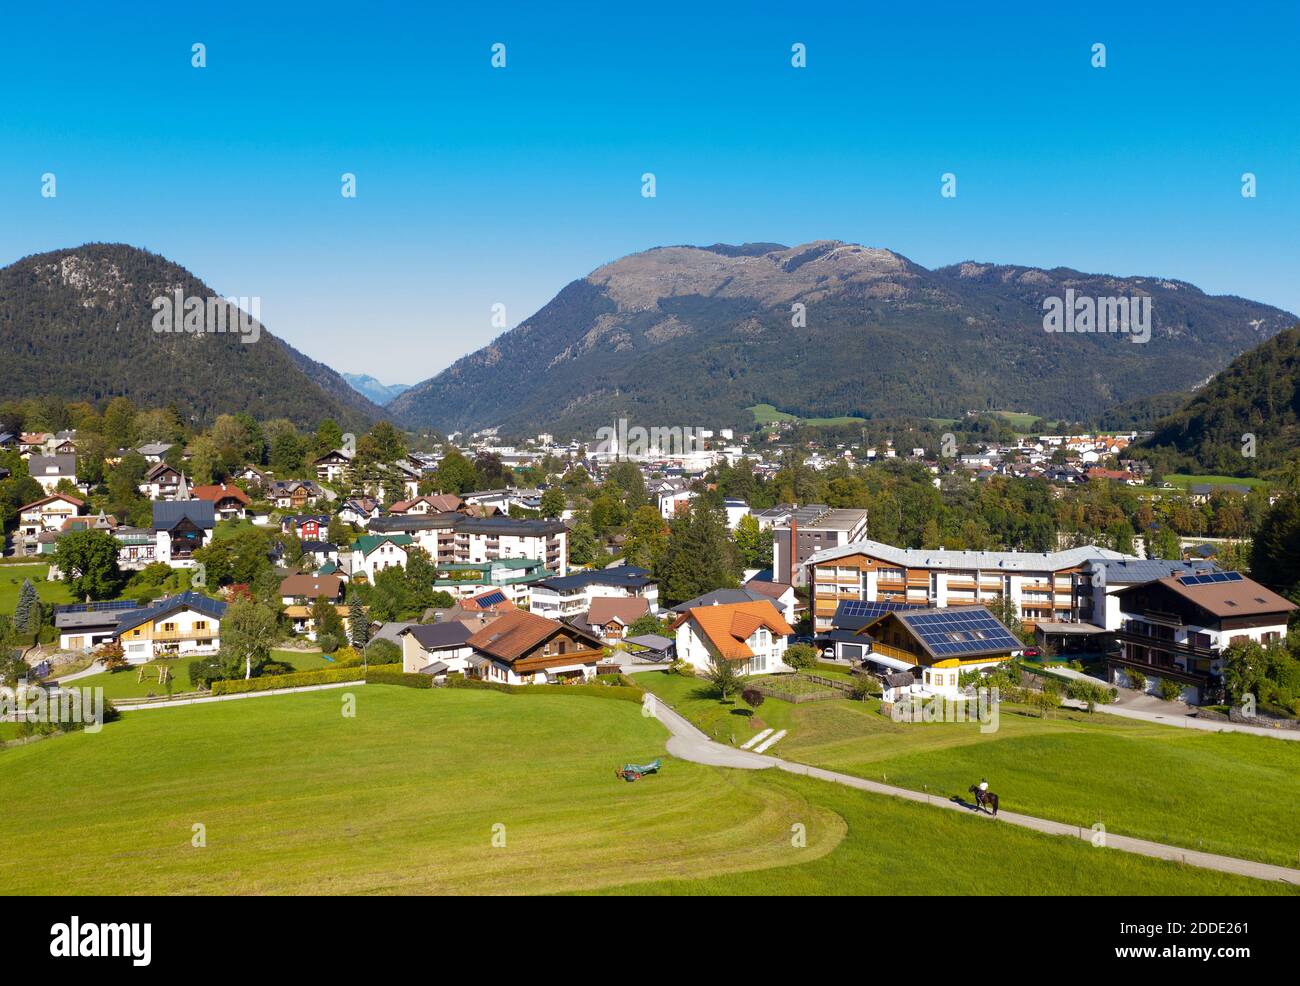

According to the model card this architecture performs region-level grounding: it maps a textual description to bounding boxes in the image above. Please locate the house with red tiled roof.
[671,600,794,676]
[466,609,605,684]
[190,483,252,520]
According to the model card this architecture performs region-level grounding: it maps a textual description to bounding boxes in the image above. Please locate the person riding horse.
[968,779,999,815]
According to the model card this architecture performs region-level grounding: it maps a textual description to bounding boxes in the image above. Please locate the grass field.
[59,648,339,700]
[747,404,867,428]
[0,686,1285,895]
[635,671,1300,869]
[0,564,74,617]
[1162,474,1267,490]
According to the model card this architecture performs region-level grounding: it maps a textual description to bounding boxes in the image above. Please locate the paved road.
[648,697,1300,886]
[1044,666,1300,741]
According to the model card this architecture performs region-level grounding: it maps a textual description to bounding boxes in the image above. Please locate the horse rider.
[978,778,988,804]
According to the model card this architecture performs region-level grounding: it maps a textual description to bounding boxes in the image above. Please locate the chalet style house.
[313,448,354,484]
[111,592,227,662]
[152,500,215,566]
[1109,571,1297,704]
[465,610,606,684]
[139,462,183,500]
[190,483,251,520]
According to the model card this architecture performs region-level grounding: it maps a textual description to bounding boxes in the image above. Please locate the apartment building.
[805,539,1129,633]
[367,514,569,576]
[770,505,869,587]
[529,564,659,619]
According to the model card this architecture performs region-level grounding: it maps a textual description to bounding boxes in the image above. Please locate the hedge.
[364,668,433,689]
[444,676,645,704]
[210,666,365,696]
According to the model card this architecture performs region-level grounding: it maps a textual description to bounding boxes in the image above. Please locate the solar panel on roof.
[475,590,507,606]
[1179,571,1243,586]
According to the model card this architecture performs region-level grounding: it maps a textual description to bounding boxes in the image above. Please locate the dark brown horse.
[969,784,999,816]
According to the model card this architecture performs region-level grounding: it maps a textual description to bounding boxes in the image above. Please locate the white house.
[27,455,77,493]
[18,493,85,538]
[111,592,227,663]
[671,600,794,677]
[351,534,413,581]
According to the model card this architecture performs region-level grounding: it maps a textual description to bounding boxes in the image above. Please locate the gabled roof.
[278,574,343,599]
[402,622,474,650]
[190,483,251,505]
[670,587,782,615]
[353,533,413,556]
[861,606,1021,662]
[114,592,227,634]
[1118,572,1297,620]
[535,565,654,592]
[19,492,85,512]
[586,596,650,627]
[152,500,216,530]
[673,601,794,661]
[466,609,602,662]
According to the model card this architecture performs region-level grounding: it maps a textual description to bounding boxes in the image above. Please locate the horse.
[968,784,999,816]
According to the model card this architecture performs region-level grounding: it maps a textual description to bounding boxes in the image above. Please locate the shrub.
[741,687,765,710]
[1156,677,1183,702]
[784,643,818,671]
[365,668,432,688]
[668,659,696,677]
[1066,678,1113,712]
[1126,668,1147,691]
[444,676,645,704]
[210,666,364,695]
[95,641,128,671]
[850,677,879,701]
[317,633,340,655]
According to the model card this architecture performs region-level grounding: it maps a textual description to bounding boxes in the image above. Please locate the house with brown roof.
[279,574,345,606]
[191,483,252,520]
[466,609,606,684]
[1109,571,1296,704]
[577,597,651,641]
[671,600,794,676]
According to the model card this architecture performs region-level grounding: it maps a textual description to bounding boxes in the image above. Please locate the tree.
[1251,493,1300,598]
[311,595,345,641]
[433,448,479,495]
[627,612,670,638]
[733,513,772,569]
[221,598,279,679]
[704,652,745,702]
[13,579,41,637]
[622,505,668,569]
[348,594,369,648]
[655,498,739,604]
[54,530,124,601]
[784,643,818,671]
[741,687,765,715]
[539,486,566,518]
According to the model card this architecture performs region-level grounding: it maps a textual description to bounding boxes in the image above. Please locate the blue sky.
[2,1,1297,383]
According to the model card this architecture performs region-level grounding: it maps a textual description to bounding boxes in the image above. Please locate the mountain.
[0,244,385,430]
[341,373,411,406]
[1135,326,1300,476]
[389,240,1296,437]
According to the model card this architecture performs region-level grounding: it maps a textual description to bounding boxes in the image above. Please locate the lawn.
[0,687,841,894]
[1163,474,1267,490]
[63,659,203,700]
[0,564,74,617]
[635,673,1300,869]
[270,647,335,671]
[0,686,1285,895]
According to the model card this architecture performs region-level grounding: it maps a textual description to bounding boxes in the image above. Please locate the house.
[136,443,174,463]
[465,609,606,684]
[313,448,354,483]
[741,577,797,624]
[190,483,251,520]
[574,597,651,641]
[55,599,145,652]
[804,539,1131,634]
[658,489,695,519]
[1077,558,1217,632]
[281,514,331,540]
[27,454,77,493]
[113,526,159,569]
[388,495,447,516]
[111,592,227,663]
[139,462,184,501]
[722,498,751,529]
[671,600,794,676]
[152,500,216,567]
[278,573,345,606]
[399,621,476,676]
[834,604,1021,682]
[236,464,270,486]
[300,540,340,567]
[431,558,550,607]
[351,534,414,581]
[670,586,786,618]
[267,480,323,510]
[338,497,382,528]
[1108,571,1296,704]
[530,564,658,619]
[772,505,869,587]
[18,493,85,539]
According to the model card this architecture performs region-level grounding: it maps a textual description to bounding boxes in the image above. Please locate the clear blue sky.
[2,1,1297,383]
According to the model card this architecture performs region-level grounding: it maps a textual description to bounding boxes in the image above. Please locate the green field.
[747,404,867,428]
[0,564,74,616]
[1163,474,1268,490]
[0,686,1284,895]
[635,672,1300,869]
[59,648,338,700]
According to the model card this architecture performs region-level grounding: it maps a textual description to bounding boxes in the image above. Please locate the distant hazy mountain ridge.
[342,373,411,406]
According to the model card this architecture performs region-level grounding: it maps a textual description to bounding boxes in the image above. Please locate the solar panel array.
[836,599,927,621]
[474,590,508,607]
[56,599,142,614]
[903,609,1022,657]
[1178,571,1243,586]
